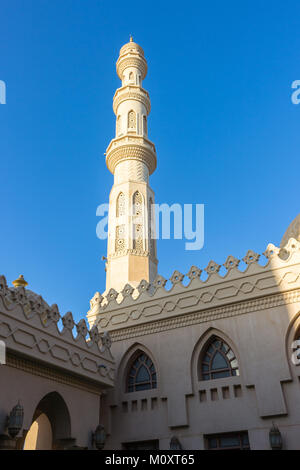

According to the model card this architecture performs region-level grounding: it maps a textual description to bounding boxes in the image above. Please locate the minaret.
[104,38,158,293]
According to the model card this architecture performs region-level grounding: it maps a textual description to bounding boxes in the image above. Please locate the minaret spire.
[104,39,158,293]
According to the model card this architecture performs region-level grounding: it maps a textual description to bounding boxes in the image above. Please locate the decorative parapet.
[0,278,114,388]
[87,239,300,333]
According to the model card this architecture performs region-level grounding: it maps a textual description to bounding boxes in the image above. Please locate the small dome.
[119,37,145,58]
[280,214,300,247]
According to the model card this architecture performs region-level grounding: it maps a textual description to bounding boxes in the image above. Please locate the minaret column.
[104,38,158,293]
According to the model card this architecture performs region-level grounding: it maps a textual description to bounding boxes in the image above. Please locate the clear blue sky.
[1,0,299,322]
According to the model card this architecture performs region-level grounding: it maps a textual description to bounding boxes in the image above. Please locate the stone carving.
[0,277,114,385]
[170,270,184,284]
[223,255,240,270]
[62,311,75,331]
[116,192,125,217]
[152,275,167,290]
[76,319,88,338]
[101,331,112,350]
[243,250,260,265]
[205,260,221,275]
[128,110,136,130]
[187,266,202,280]
[137,279,150,294]
[89,325,100,344]
[87,241,300,321]
[115,225,126,252]
[90,292,103,309]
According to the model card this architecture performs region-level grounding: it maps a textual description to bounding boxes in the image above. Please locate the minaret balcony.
[106,135,157,175]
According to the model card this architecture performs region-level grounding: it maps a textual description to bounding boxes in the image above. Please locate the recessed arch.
[117,343,159,396]
[23,391,71,450]
[198,335,239,381]
[190,328,242,388]
[126,350,157,392]
[128,109,136,129]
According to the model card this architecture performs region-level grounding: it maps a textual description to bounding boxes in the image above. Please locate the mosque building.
[1,38,300,450]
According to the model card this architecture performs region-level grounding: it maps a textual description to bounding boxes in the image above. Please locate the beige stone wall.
[94,240,300,449]
[0,361,101,449]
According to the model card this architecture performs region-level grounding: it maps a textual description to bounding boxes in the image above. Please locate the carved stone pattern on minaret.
[106,142,157,175]
[115,225,126,252]
[128,110,136,130]
[117,57,147,81]
[116,192,125,217]
[133,224,143,250]
[133,191,143,216]
[115,160,149,184]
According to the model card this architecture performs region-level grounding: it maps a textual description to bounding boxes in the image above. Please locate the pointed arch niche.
[190,329,242,390]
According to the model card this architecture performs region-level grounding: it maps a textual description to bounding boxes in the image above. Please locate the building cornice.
[87,239,300,333]
[0,279,115,387]
[107,287,300,342]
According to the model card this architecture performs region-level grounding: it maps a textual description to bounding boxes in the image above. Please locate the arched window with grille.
[126,351,157,392]
[133,191,143,216]
[199,336,239,381]
[128,110,136,130]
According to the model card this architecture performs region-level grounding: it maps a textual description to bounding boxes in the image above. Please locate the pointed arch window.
[127,352,157,392]
[200,336,239,381]
[128,110,136,130]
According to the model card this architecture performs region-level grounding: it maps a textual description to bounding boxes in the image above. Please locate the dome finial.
[130,35,133,42]
[12,275,28,288]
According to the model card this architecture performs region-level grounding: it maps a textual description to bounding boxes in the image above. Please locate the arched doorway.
[24,413,52,450]
[23,392,72,450]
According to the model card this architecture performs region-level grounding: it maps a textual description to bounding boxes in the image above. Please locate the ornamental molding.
[7,353,103,395]
[106,138,157,175]
[0,280,115,387]
[87,239,300,334]
[105,288,300,342]
[113,86,151,115]
[108,248,158,262]
[116,56,147,80]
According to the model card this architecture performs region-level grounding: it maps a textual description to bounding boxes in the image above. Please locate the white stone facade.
[104,38,158,293]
